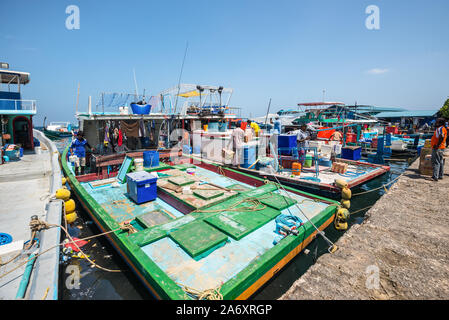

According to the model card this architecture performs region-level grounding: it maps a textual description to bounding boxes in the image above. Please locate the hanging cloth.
[118,129,123,146]
[120,120,139,137]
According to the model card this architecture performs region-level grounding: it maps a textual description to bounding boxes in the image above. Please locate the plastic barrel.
[304,155,313,168]
[292,162,301,176]
[143,151,159,168]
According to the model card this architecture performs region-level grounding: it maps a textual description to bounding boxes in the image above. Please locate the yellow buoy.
[56,188,71,201]
[65,199,76,213]
[335,179,348,189]
[62,177,67,185]
[335,221,348,231]
[341,187,352,200]
[337,208,350,220]
[341,199,351,209]
[65,211,78,224]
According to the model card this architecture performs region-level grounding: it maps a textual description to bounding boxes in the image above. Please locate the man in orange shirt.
[430,118,447,181]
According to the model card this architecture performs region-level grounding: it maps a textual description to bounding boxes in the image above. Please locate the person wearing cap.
[430,118,447,181]
[229,120,245,167]
[274,116,282,134]
[70,131,95,175]
[247,119,260,137]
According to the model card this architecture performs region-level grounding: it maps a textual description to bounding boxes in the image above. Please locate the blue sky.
[1,0,448,124]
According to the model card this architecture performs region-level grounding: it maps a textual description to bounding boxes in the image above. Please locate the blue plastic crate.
[143,150,159,168]
[341,146,362,161]
[126,171,158,204]
[241,145,256,168]
[278,135,296,155]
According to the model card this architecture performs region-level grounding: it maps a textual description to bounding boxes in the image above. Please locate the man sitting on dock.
[296,124,311,165]
[430,118,447,181]
[70,131,94,175]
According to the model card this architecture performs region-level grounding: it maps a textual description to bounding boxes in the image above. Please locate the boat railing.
[0,99,36,112]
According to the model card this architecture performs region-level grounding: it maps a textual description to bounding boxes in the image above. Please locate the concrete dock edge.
[27,129,63,300]
[280,158,449,300]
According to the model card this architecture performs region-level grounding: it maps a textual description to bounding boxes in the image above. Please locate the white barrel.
[134,158,144,171]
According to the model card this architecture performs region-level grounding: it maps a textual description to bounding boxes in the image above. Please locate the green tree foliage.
[440,98,449,119]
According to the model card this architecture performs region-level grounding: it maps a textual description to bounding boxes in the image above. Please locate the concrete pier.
[281,158,449,300]
[0,130,62,300]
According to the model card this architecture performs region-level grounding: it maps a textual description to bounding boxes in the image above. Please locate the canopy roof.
[0,69,30,84]
[297,102,345,107]
[375,109,439,118]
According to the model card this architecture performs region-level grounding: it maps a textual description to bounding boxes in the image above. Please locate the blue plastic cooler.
[126,171,158,204]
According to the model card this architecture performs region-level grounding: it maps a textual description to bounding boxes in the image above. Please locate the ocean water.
[55,138,412,300]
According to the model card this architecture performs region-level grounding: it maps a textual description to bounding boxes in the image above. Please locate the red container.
[241,121,247,130]
[386,126,399,134]
[371,138,378,148]
[346,133,357,143]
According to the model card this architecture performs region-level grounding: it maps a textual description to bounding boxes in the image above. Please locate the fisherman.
[247,119,260,137]
[296,124,311,165]
[70,131,95,175]
[274,116,282,134]
[229,120,245,168]
[430,118,447,181]
[329,129,343,142]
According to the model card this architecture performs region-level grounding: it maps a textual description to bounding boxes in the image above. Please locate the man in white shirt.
[230,120,245,167]
[296,124,310,165]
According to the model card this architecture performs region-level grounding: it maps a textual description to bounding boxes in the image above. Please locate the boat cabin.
[0,63,36,151]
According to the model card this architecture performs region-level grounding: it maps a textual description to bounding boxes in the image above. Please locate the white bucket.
[134,158,144,171]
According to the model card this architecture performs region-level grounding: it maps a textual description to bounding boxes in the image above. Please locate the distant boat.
[43,118,74,139]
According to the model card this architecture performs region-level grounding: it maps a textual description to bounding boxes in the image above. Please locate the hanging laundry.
[120,120,139,137]
[118,129,123,146]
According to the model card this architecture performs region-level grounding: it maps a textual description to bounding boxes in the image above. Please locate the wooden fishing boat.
[43,119,74,139]
[61,147,339,300]
[235,158,390,198]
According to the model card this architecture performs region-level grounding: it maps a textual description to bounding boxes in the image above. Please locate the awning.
[178,90,200,98]
[0,69,30,84]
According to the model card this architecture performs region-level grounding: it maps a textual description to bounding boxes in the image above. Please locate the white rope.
[268,166,338,253]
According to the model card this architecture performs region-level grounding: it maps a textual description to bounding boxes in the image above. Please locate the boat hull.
[60,146,338,300]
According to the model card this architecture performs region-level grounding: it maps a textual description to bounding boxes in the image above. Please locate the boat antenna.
[174,41,189,113]
[263,98,272,132]
[133,68,139,99]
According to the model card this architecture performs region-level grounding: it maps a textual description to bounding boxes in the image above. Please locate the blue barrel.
[143,151,159,168]
[130,103,151,115]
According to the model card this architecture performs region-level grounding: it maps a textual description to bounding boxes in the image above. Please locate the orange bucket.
[203,124,208,131]
[292,162,301,176]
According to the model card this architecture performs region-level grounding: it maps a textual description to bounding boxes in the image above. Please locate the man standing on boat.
[296,124,311,165]
[274,116,282,134]
[247,119,260,138]
[230,120,245,168]
[430,118,447,181]
[70,131,95,175]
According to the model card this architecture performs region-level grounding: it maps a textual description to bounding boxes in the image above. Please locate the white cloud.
[366,68,390,75]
